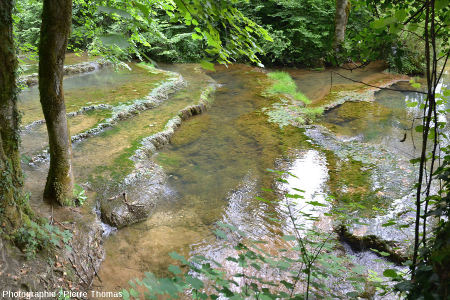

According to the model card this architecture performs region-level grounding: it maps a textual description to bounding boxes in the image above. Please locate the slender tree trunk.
[0,0,26,228]
[333,0,350,52]
[39,0,74,206]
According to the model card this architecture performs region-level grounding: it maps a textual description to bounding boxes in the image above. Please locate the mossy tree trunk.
[0,0,28,228]
[39,0,74,206]
[333,0,350,53]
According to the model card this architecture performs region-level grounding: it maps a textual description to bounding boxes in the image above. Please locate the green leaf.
[192,33,203,40]
[306,200,327,207]
[382,220,396,227]
[251,262,261,270]
[436,0,448,10]
[406,101,418,107]
[129,288,139,298]
[371,17,396,29]
[122,289,130,300]
[227,257,238,263]
[134,3,150,17]
[256,196,272,204]
[280,280,293,289]
[200,60,215,71]
[214,229,227,239]
[169,252,188,264]
[168,264,182,275]
[286,193,303,199]
[383,269,398,278]
[217,222,238,232]
[395,280,413,292]
[389,23,401,34]
[186,276,204,290]
[395,9,408,22]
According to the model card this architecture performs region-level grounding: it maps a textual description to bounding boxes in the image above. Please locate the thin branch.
[401,29,426,41]
[403,2,427,25]
[68,257,89,286]
[436,51,450,84]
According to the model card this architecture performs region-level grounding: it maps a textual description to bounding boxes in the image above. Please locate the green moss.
[156,153,182,168]
[302,107,324,120]
[267,71,310,104]
[264,71,323,126]
[325,151,389,217]
[19,64,170,125]
[74,67,212,188]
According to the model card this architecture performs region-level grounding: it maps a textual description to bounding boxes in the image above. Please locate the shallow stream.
[18,61,448,298]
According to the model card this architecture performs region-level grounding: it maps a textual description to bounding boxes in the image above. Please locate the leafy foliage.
[13,0,427,70]
[240,0,336,66]
[13,0,42,54]
[14,220,73,259]
[72,184,88,206]
[364,1,450,298]
[67,0,272,67]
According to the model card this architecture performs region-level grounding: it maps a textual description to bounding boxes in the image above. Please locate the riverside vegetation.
[0,0,449,299]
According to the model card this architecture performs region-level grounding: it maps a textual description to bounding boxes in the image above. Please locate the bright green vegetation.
[14,0,425,73]
[267,72,311,104]
[264,72,323,126]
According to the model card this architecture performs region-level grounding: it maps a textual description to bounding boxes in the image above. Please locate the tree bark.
[333,0,350,52]
[0,0,26,227]
[39,0,74,206]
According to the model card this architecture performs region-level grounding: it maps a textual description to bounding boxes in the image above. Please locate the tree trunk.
[0,0,26,228]
[333,0,350,52]
[39,0,74,206]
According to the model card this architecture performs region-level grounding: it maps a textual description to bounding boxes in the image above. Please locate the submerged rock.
[99,162,171,228]
[304,125,418,259]
[99,84,217,228]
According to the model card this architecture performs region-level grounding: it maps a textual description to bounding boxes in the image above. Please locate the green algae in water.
[316,84,429,216]
[321,85,423,159]
[97,65,312,290]
[18,63,169,125]
[74,65,213,186]
[326,151,388,217]
[156,153,182,168]
[20,113,108,158]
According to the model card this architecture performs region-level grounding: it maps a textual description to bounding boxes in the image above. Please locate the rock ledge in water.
[99,162,170,228]
[99,84,217,228]
[19,60,111,87]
